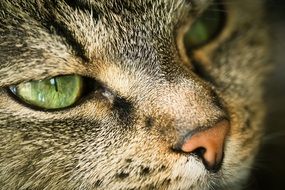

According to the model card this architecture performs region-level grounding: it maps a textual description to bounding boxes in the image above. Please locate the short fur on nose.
[178,120,230,171]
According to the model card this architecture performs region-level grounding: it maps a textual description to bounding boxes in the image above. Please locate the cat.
[0,0,270,189]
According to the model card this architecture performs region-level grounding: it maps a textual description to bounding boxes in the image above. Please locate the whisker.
[262,131,285,145]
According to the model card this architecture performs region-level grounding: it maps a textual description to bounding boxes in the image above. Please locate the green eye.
[9,75,83,110]
[184,1,225,49]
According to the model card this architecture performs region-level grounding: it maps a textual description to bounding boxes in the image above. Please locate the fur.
[0,0,269,189]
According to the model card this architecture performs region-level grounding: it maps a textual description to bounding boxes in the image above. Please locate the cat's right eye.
[183,0,226,50]
[9,75,85,110]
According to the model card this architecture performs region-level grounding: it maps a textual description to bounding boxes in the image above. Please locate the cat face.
[0,0,269,189]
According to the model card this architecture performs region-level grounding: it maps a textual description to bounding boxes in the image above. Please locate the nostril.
[173,120,230,172]
[191,147,206,159]
[191,147,223,172]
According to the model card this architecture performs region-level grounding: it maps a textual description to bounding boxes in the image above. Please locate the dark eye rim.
[184,0,227,50]
[6,75,104,112]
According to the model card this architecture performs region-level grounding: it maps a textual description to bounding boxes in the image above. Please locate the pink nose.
[180,120,230,171]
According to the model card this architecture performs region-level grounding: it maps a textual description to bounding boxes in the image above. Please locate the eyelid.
[190,0,213,15]
[0,65,89,88]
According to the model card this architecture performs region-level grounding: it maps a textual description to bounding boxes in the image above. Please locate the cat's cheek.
[219,103,265,185]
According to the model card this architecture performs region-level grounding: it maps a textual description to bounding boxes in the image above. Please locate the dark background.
[248,0,285,189]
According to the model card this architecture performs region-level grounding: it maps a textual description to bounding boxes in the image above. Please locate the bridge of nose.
[142,81,225,128]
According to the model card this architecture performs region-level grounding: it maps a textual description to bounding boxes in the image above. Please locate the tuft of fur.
[0,0,269,189]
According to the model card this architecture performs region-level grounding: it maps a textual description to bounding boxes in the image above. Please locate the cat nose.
[173,120,230,171]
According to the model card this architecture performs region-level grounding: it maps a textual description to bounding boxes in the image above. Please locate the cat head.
[0,0,269,189]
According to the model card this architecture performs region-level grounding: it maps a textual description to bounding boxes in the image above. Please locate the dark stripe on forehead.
[77,0,191,19]
[47,21,90,62]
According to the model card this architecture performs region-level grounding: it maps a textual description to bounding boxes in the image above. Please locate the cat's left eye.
[184,0,225,50]
[9,75,84,110]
